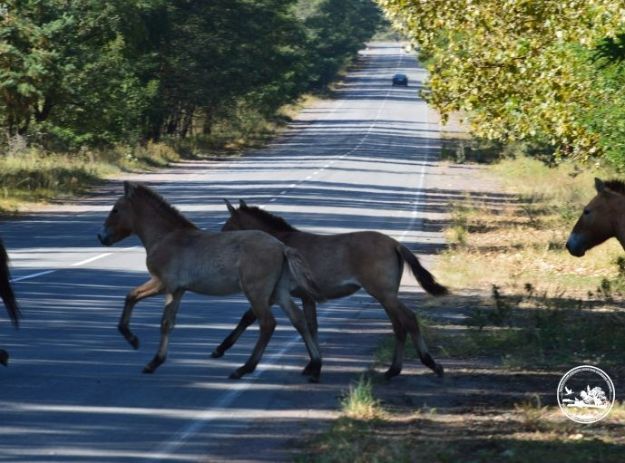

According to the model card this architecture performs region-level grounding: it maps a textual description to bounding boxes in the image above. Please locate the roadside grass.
[439,156,622,294]
[301,154,625,462]
[0,142,180,212]
[303,388,625,463]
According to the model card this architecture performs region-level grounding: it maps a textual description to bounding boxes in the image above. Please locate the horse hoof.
[211,349,224,359]
[308,374,320,383]
[301,362,315,376]
[229,370,243,380]
[434,364,445,378]
[129,337,140,350]
[384,367,401,380]
[0,351,8,367]
[142,366,155,374]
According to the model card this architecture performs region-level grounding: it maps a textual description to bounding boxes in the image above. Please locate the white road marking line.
[11,246,138,284]
[70,253,112,267]
[148,300,343,461]
[11,270,56,283]
[150,46,425,461]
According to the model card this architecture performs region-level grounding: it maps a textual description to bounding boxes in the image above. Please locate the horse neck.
[132,203,191,250]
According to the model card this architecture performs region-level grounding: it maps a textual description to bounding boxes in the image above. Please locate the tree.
[376,0,625,158]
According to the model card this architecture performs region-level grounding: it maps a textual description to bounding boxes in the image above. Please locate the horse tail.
[0,239,20,328]
[397,245,448,296]
[282,247,325,302]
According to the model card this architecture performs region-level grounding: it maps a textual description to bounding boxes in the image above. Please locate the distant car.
[392,73,408,86]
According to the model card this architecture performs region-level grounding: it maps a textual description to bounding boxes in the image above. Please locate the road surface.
[0,42,448,462]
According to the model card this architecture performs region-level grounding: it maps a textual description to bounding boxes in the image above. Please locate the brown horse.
[98,182,323,381]
[0,239,20,366]
[217,200,448,379]
[567,178,625,257]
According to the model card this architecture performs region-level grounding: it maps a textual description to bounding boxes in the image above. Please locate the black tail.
[283,247,325,302]
[397,245,448,296]
[0,239,20,328]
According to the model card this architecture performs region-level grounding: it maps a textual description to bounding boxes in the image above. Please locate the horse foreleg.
[211,308,257,358]
[0,349,8,366]
[229,307,275,380]
[143,290,183,374]
[119,277,164,349]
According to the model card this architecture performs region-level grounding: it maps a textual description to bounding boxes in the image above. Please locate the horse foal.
[99,182,323,381]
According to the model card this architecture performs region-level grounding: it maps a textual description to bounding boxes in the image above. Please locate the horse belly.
[184,266,241,296]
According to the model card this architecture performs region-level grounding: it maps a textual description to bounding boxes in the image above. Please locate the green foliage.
[0,0,382,152]
[375,0,625,163]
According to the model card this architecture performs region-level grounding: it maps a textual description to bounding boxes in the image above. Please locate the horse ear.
[124,181,138,198]
[239,199,248,209]
[595,178,605,193]
[223,199,236,214]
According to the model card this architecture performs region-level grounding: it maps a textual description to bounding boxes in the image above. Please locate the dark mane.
[241,205,299,232]
[605,180,625,195]
[131,184,198,229]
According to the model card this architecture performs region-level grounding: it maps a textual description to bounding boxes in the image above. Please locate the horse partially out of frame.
[218,200,448,379]
[98,182,324,381]
[0,239,20,366]
[567,178,625,257]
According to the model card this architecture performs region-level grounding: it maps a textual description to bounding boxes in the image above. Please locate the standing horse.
[567,178,625,256]
[98,182,323,381]
[0,239,20,366]
[217,200,448,379]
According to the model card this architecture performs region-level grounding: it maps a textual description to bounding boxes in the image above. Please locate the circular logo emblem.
[557,365,615,424]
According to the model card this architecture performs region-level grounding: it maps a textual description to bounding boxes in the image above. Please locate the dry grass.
[340,375,383,420]
[0,142,180,212]
[437,156,623,295]
[300,155,625,462]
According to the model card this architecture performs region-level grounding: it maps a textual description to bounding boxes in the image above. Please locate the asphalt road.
[0,42,448,462]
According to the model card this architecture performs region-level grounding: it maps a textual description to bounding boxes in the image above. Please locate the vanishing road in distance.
[0,42,447,462]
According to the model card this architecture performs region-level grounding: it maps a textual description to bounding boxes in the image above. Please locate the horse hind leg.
[301,295,320,376]
[0,349,8,366]
[370,296,406,379]
[229,304,276,380]
[373,292,443,378]
[396,300,444,377]
[211,307,257,358]
[276,290,322,382]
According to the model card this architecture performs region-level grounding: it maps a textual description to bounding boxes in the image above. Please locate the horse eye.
[583,209,590,216]
[112,207,119,214]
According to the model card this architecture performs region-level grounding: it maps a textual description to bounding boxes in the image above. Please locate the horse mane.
[130,184,198,229]
[605,180,625,195]
[240,204,299,232]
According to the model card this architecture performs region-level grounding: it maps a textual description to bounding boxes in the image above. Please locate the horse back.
[282,230,399,295]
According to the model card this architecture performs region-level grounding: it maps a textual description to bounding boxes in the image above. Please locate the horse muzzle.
[565,234,586,257]
[97,228,113,246]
